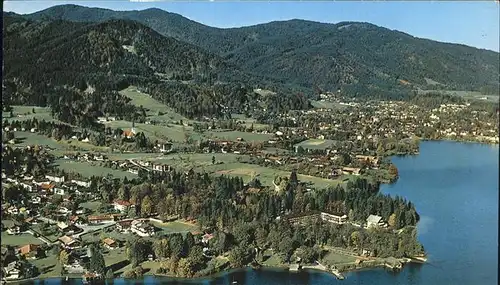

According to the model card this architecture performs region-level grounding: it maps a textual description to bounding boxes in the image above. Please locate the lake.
[25,141,499,285]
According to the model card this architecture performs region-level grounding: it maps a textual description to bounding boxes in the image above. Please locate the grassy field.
[232,114,270,131]
[294,139,337,151]
[321,251,357,265]
[1,232,45,246]
[2,106,59,123]
[310,100,348,109]
[55,160,137,179]
[150,221,199,235]
[204,130,272,142]
[80,201,103,212]
[103,247,130,275]
[210,162,339,188]
[119,86,190,123]
[13,131,109,152]
[261,250,286,267]
[32,254,61,278]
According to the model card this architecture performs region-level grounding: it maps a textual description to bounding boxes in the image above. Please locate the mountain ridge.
[5,4,500,98]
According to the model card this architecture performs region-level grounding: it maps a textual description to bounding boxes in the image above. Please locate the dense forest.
[14,4,500,97]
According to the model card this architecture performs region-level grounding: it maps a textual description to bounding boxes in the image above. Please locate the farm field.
[204,130,272,142]
[55,160,137,179]
[294,139,337,151]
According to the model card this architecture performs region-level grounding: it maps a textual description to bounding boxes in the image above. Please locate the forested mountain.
[3,15,309,124]
[14,4,500,98]
[3,15,236,97]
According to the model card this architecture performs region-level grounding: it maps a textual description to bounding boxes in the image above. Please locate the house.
[123,129,136,139]
[57,222,69,231]
[71,180,91,188]
[355,155,380,167]
[64,260,85,274]
[102,238,118,250]
[128,168,139,175]
[366,215,386,228]
[54,188,66,195]
[201,233,214,244]
[7,226,21,235]
[342,167,362,176]
[157,143,172,153]
[131,220,155,237]
[58,235,80,249]
[20,183,33,192]
[31,196,42,204]
[116,219,133,233]
[7,206,19,215]
[88,215,115,224]
[113,200,133,213]
[320,212,348,225]
[40,182,56,191]
[58,207,71,215]
[24,217,37,225]
[17,244,42,259]
[45,175,65,183]
[69,216,81,225]
[3,261,21,280]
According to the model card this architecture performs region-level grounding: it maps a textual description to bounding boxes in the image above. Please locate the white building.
[113,200,133,213]
[45,175,65,183]
[131,220,155,237]
[320,212,348,225]
[71,180,92,188]
[366,215,386,228]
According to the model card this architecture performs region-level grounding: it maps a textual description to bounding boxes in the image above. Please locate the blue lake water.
[27,141,499,285]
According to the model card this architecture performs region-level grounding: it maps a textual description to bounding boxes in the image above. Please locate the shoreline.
[4,255,428,283]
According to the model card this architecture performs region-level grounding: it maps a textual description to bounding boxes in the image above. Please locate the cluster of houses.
[2,173,93,232]
[1,245,43,280]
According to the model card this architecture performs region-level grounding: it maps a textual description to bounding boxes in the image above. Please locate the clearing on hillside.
[119,86,190,123]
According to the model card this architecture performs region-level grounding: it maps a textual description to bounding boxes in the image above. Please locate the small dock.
[410,256,428,263]
[331,268,345,280]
